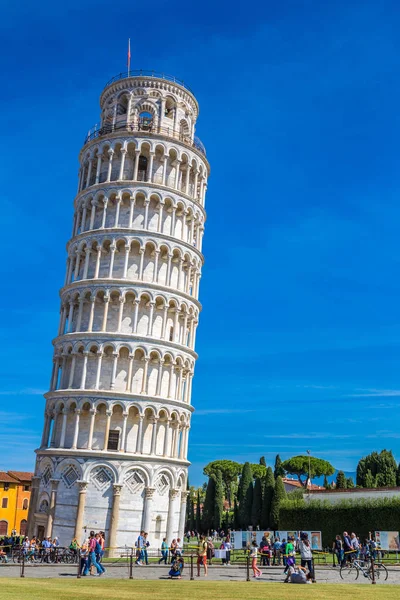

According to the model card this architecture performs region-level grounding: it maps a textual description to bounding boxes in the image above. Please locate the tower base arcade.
[29,453,188,551]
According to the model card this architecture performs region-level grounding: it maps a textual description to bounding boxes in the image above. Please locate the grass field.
[2,579,400,599]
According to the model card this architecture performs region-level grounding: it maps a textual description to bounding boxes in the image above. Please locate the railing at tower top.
[104,70,195,95]
[83,120,207,157]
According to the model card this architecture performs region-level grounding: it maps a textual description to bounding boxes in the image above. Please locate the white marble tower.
[28,70,209,551]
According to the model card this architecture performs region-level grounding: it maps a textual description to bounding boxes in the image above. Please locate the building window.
[107,430,120,451]
[3,483,9,491]
[0,521,7,536]
[22,499,29,510]
[2,498,8,509]
[20,520,27,536]
[24,485,30,492]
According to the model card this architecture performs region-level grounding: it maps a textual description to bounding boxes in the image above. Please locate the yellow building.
[0,471,33,537]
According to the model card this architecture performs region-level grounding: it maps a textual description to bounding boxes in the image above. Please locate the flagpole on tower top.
[127,38,131,77]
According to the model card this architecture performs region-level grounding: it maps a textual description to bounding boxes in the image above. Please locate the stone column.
[108,244,116,278]
[87,297,96,332]
[119,149,127,180]
[166,489,180,543]
[108,484,123,557]
[83,247,91,279]
[126,355,134,392]
[133,299,139,332]
[27,476,41,538]
[41,412,51,448]
[150,417,158,455]
[147,302,155,336]
[123,244,130,278]
[103,410,112,450]
[45,479,60,539]
[72,409,81,450]
[114,196,121,227]
[133,150,140,181]
[158,202,164,233]
[163,419,171,456]
[95,154,103,184]
[178,490,189,541]
[59,409,68,448]
[106,149,114,182]
[117,297,125,332]
[142,487,155,533]
[110,353,118,389]
[80,351,89,389]
[94,247,102,278]
[102,296,110,332]
[74,481,88,542]
[136,415,144,453]
[95,352,103,389]
[88,408,96,449]
[121,412,128,452]
[139,249,145,280]
[101,199,108,228]
[148,152,154,183]
[129,197,135,228]
[141,358,149,394]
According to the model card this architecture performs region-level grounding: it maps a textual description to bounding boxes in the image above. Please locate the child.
[250,541,262,578]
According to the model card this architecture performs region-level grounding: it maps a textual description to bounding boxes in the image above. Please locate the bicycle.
[340,557,388,581]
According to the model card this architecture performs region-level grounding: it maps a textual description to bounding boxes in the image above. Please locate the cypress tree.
[196,489,201,532]
[270,476,286,529]
[336,471,347,489]
[214,470,224,529]
[397,463,400,486]
[238,462,253,528]
[251,476,263,528]
[260,456,267,467]
[233,497,239,529]
[346,477,355,489]
[261,467,274,528]
[202,476,216,533]
[323,475,329,488]
[274,454,285,479]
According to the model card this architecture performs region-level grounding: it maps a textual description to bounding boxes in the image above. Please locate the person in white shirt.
[250,541,262,578]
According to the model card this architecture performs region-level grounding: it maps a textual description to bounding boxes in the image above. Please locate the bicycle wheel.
[340,563,359,580]
[372,563,388,581]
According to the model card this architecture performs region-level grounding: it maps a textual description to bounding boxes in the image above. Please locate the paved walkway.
[1,564,399,584]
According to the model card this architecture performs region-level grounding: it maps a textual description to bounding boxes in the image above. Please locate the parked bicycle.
[340,558,388,581]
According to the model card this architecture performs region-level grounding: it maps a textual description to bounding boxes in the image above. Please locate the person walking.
[143,532,150,565]
[250,541,262,578]
[85,531,105,576]
[196,535,208,577]
[342,531,352,565]
[273,537,281,566]
[333,535,343,567]
[135,530,145,565]
[159,538,168,564]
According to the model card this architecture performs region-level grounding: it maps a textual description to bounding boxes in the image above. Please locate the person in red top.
[86,531,106,576]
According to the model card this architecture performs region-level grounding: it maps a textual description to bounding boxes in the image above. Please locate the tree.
[323,475,329,488]
[281,455,335,487]
[203,460,242,508]
[356,450,397,488]
[233,497,239,529]
[346,477,355,489]
[336,471,347,490]
[261,467,275,528]
[270,476,286,529]
[251,476,263,528]
[214,470,224,529]
[260,456,267,467]
[365,469,376,488]
[274,454,285,479]
[196,489,201,532]
[397,463,400,486]
[202,476,216,532]
[251,464,267,479]
[238,462,253,528]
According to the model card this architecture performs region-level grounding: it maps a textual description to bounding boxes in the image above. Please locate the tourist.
[80,541,89,576]
[169,538,178,563]
[135,530,145,565]
[260,538,270,566]
[186,530,191,543]
[42,536,52,563]
[286,564,313,584]
[250,540,262,578]
[224,537,232,566]
[196,535,208,577]
[143,532,150,565]
[159,537,168,564]
[86,531,105,576]
[169,555,184,579]
[280,538,287,568]
[333,535,343,566]
[206,536,214,565]
[297,532,313,578]
[273,537,281,565]
[351,532,359,559]
[175,537,182,557]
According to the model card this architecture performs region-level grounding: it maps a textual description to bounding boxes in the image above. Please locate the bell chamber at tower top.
[78,73,209,203]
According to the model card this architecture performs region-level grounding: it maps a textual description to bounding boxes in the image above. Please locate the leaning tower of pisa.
[27,70,209,550]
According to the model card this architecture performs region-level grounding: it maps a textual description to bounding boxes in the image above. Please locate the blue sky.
[1,0,400,485]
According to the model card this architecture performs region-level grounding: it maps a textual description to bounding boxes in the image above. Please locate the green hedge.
[279,496,400,547]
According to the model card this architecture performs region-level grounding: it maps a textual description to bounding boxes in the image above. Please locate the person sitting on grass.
[0,546,8,563]
[285,564,313,584]
[169,556,184,579]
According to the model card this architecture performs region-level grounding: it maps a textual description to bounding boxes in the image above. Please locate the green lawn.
[2,579,400,600]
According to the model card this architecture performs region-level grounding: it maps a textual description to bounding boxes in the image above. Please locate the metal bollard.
[312,557,316,583]
[246,554,250,582]
[370,557,376,584]
[190,554,194,580]
[20,552,25,578]
[77,549,81,579]
[129,550,133,580]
